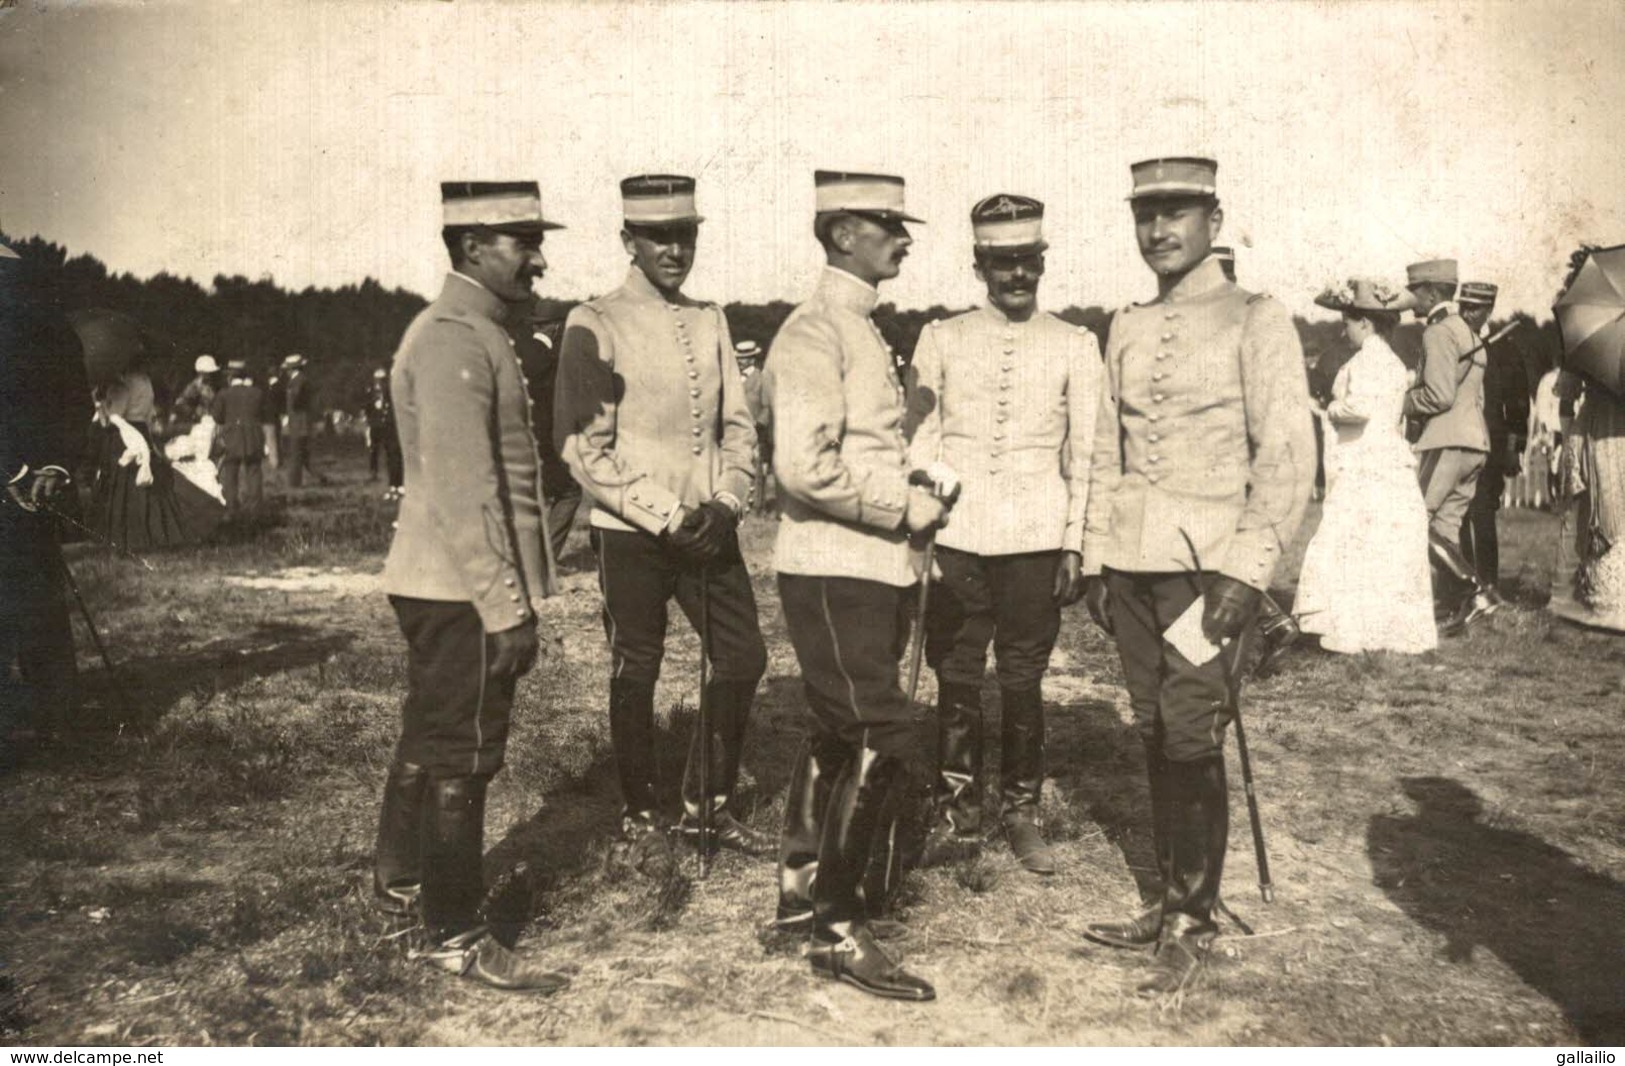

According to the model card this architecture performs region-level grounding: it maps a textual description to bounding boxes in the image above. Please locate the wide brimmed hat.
[621,174,703,226]
[814,170,924,224]
[971,193,1047,254]
[1406,258,1458,286]
[194,354,219,374]
[1314,278,1419,314]
[0,240,18,260]
[734,339,763,359]
[441,181,564,234]
[1128,156,1218,201]
[1459,281,1499,305]
[282,353,307,368]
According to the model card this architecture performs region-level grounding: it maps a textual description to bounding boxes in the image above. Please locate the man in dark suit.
[210,361,265,521]
[0,239,91,753]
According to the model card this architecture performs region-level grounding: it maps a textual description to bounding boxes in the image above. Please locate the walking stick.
[696,563,713,878]
[904,537,935,709]
[56,550,135,733]
[1224,635,1273,903]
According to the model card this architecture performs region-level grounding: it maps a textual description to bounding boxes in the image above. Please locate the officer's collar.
[1427,300,1460,325]
[1154,254,1230,306]
[442,271,509,323]
[621,266,692,307]
[980,301,1040,327]
[817,265,881,315]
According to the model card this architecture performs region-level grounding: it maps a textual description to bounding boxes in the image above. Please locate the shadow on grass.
[1368,776,1625,1044]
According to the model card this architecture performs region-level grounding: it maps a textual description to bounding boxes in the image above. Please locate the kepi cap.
[1128,157,1218,201]
[814,171,924,224]
[621,174,703,226]
[971,194,1047,253]
[1314,278,1419,314]
[441,181,564,234]
[1406,259,1458,286]
[1459,281,1498,305]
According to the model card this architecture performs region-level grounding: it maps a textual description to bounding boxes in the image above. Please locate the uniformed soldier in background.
[510,303,581,566]
[554,174,769,864]
[906,193,1101,876]
[1403,259,1504,631]
[0,238,90,755]
[373,181,570,993]
[1213,246,1304,677]
[209,359,265,521]
[1457,282,1529,588]
[1080,157,1315,993]
[767,170,948,1002]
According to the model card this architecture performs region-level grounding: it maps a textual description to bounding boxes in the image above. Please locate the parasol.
[67,308,147,388]
[1554,243,1625,396]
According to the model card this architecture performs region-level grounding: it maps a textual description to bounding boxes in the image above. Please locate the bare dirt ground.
[3,440,1622,1046]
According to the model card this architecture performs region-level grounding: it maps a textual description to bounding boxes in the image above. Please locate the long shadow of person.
[1047,692,1163,896]
[1368,776,1625,1044]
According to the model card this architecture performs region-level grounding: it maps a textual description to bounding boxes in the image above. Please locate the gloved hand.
[31,468,70,508]
[1053,550,1084,606]
[668,499,737,562]
[904,486,947,533]
[488,619,540,679]
[917,462,962,506]
[1202,575,1262,644]
[1082,575,1113,635]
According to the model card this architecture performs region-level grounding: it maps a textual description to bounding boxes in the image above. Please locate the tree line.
[4,232,1564,415]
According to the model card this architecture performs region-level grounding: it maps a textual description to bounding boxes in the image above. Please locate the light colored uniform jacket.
[765,266,919,588]
[382,273,547,633]
[554,268,756,535]
[1404,303,1488,453]
[1081,256,1315,590]
[906,306,1102,556]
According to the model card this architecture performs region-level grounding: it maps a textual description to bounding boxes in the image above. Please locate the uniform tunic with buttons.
[907,306,1101,556]
[554,268,756,533]
[383,273,548,633]
[1081,255,1315,590]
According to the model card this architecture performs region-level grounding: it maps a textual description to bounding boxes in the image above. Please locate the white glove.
[108,413,154,486]
[924,461,960,500]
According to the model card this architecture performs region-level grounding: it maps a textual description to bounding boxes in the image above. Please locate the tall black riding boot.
[1085,739,1172,949]
[679,678,771,855]
[774,734,852,929]
[419,775,490,944]
[1000,684,1055,875]
[808,748,935,1002]
[921,679,982,865]
[1428,530,1505,633]
[373,759,429,916]
[1138,755,1228,995]
[609,676,660,828]
[1462,507,1500,587]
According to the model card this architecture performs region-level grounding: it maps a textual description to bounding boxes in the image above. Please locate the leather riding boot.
[1085,741,1171,949]
[1253,594,1301,679]
[775,734,851,929]
[1138,756,1227,995]
[1000,685,1055,876]
[609,677,659,821]
[419,775,490,944]
[678,679,772,856]
[808,748,935,1001]
[920,679,982,866]
[1429,530,1504,633]
[373,759,429,917]
[1462,507,1500,587]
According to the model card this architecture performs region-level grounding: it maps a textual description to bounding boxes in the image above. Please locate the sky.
[1,0,1621,320]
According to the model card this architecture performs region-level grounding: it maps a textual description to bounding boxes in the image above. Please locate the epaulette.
[1246,292,1272,305]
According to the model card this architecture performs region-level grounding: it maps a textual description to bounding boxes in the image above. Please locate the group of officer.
[369,154,1332,1004]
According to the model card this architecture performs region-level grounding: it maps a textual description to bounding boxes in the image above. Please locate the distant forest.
[5,233,1563,413]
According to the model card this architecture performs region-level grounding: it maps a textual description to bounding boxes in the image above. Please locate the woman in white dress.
[1296,280,1437,654]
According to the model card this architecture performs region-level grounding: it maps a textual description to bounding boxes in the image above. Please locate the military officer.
[1403,259,1504,631]
[1079,157,1315,994]
[554,174,768,863]
[373,181,570,993]
[0,239,90,754]
[1212,246,1304,677]
[209,360,265,521]
[905,193,1101,876]
[1457,282,1529,588]
[767,170,950,1002]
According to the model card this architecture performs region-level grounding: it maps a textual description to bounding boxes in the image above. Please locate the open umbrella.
[1554,243,1625,396]
[67,308,147,388]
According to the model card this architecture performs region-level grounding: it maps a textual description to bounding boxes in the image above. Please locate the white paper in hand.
[1164,595,1223,666]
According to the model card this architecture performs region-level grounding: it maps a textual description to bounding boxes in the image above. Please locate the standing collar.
[817,265,881,316]
[620,265,691,306]
[1428,301,1461,325]
[1153,255,1230,305]
[980,301,1041,327]
[442,271,510,323]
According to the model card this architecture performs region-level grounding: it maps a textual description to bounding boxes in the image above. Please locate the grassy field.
[3,438,1623,1047]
